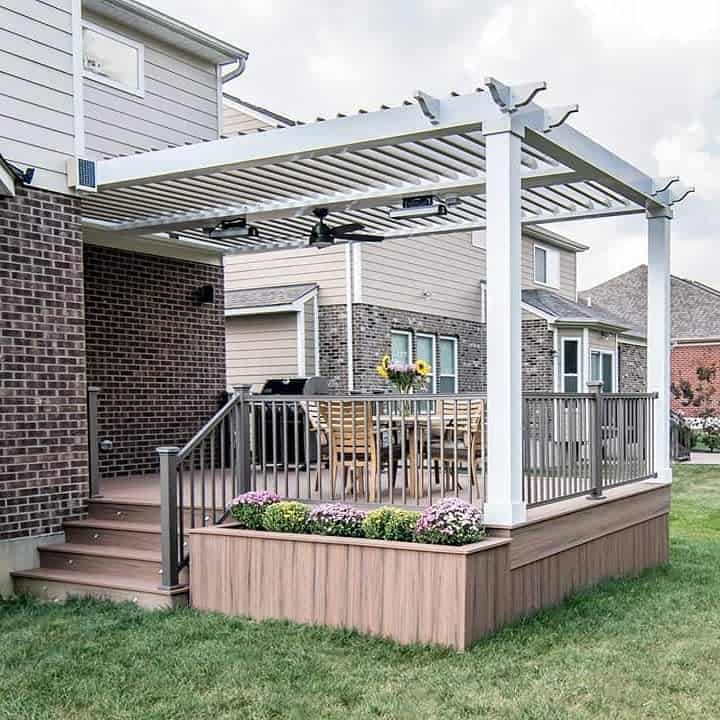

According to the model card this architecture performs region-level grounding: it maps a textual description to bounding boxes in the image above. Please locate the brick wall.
[619,343,647,392]
[318,305,348,393]
[0,187,87,540]
[84,244,226,477]
[671,343,720,416]
[318,304,554,393]
[521,319,555,392]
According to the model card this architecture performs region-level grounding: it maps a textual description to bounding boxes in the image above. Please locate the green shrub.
[362,507,395,539]
[362,507,420,542]
[384,509,421,542]
[262,501,310,534]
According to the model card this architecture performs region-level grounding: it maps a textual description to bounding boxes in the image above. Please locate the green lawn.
[2,465,720,720]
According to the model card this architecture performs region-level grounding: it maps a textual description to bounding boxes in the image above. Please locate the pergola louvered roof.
[82,78,693,253]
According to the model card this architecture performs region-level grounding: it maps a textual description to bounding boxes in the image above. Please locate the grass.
[2,465,720,720]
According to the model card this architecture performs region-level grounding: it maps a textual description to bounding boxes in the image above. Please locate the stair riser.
[66,525,162,552]
[12,577,188,610]
[39,550,185,585]
[88,502,213,528]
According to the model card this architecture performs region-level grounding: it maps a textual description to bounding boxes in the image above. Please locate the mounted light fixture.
[388,195,449,220]
[205,218,259,240]
[192,285,215,305]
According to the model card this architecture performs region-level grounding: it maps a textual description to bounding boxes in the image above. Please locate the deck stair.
[11,497,189,609]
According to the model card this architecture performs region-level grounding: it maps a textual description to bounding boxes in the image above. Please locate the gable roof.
[522,288,630,331]
[223,94,296,130]
[580,265,720,341]
[226,283,317,312]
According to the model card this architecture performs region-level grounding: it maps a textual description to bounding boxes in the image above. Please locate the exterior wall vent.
[67,158,97,192]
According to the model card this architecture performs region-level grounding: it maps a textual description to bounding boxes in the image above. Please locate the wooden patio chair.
[419,399,486,498]
[319,400,398,502]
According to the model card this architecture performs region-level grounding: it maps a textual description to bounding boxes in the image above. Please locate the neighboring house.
[1,0,247,593]
[582,265,720,416]
[223,215,646,395]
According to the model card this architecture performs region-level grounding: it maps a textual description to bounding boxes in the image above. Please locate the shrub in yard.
[262,501,310,534]
[362,507,421,542]
[414,498,484,546]
[384,509,421,542]
[230,490,281,529]
[362,507,395,539]
[308,503,366,538]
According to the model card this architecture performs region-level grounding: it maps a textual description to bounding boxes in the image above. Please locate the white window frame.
[438,335,459,394]
[479,280,487,323]
[590,348,617,392]
[390,330,413,364]
[533,242,560,289]
[82,20,145,98]
[561,337,580,393]
[415,332,437,392]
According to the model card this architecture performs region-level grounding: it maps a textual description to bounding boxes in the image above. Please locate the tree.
[672,365,720,451]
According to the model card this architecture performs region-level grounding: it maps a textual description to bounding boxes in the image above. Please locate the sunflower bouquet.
[377,354,431,393]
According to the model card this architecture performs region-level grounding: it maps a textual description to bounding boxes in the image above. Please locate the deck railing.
[523,386,657,506]
[157,387,657,587]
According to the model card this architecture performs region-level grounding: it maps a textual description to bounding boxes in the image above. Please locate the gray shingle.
[580,265,720,340]
[226,283,317,310]
[522,288,630,330]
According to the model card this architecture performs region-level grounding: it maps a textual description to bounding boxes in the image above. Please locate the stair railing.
[157,386,251,589]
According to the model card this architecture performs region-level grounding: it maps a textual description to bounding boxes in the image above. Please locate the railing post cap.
[586,381,603,391]
[157,446,181,455]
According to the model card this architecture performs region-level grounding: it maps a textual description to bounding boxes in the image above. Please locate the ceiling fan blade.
[331,222,364,235]
[335,233,385,242]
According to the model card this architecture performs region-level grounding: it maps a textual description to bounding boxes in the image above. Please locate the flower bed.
[229,493,485,546]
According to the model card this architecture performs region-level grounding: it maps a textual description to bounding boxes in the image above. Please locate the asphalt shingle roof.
[225,283,317,310]
[580,265,720,341]
[522,288,631,330]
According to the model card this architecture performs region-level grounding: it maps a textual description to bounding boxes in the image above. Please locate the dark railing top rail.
[247,391,489,403]
[177,391,243,462]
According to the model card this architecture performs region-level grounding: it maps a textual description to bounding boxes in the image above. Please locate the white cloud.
[655,123,720,200]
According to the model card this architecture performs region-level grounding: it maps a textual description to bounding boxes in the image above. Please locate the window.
[561,338,579,393]
[533,243,560,288]
[391,330,412,364]
[479,281,487,323]
[83,22,144,96]
[591,350,614,392]
[416,334,436,392]
[438,337,458,393]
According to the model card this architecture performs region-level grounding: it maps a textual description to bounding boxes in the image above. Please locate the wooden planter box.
[190,525,511,650]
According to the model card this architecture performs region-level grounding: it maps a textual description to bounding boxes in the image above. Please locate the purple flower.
[230,490,281,529]
[415,498,484,546]
[308,503,366,538]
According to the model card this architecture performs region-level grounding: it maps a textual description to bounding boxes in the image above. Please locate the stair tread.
[88,497,161,508]
[64,518,161,533]
[11,567,187,595]
[38,543,161,563]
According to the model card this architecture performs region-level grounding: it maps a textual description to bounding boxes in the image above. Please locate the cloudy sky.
[156,0,717,290]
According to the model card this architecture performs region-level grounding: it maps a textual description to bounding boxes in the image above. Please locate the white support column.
[647,206,673,483]
[483,129,527,525]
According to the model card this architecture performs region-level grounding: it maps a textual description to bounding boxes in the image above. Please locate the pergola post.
[647,206,673,483]
[483,128,527,525]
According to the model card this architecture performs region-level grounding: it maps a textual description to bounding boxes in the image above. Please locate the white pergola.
[82,77,693,525]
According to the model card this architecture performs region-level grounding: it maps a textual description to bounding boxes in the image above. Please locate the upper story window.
[390,330,412,364]
[533,243,560,288]
[416,334,436,392]
[83,21,144,97]
[438,336,458,393]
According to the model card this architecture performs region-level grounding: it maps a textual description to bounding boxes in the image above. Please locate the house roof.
[522,288,631,331]
[223,94,297,130]
[580,265,720,342]
[0,153,20,197]
[83,0,248,64]
[225,283,317,311]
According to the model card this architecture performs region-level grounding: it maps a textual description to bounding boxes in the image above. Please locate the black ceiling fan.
[308,208,384,249]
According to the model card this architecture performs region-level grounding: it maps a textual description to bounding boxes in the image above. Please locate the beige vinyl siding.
[223,104,273,135]
[521,235,577,300]
[226,313,298,386]
[0,0,75,193]
[589,330,617,352]
[304,298,316,375]
[360,233,485,322]
[224,246,346,306]
[82,10,219,160]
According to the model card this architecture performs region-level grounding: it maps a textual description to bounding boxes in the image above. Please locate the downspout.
[217,56,248,137]
[345,243,355,392]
